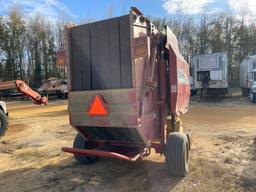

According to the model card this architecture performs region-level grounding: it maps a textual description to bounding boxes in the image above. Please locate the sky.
[0,0,255,23]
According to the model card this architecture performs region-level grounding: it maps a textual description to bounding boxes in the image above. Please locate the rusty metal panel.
[68,89,138,128]
[133,36,150,58]
[68,88,148,144]
[70,111,137,127]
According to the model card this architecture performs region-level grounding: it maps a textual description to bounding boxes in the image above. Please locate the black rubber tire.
[190,89,197,96]
[241,88,249,96]
[73,134,99,164]
[0,110,8,136]
[166,132,189,177]
[252,93,256,103]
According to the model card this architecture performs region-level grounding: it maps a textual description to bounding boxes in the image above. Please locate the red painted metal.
[62,147,143,162]
[167,27,190,115]
[15,80,48,105]
[91,139,145,148]
[87,95,109,116]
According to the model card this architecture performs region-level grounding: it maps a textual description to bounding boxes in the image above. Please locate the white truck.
[240,55,256,97]
[192,52,228,94]
[0,101,8,137]
[250,69,256,103]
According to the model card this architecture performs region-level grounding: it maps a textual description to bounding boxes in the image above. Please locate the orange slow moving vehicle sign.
[87,95,109,116]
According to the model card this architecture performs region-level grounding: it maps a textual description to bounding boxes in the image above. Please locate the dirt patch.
[5,123,28,134]
[0,99,256,191]
[239,140,256,192]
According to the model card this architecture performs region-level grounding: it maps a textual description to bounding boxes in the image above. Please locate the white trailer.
[192,52,228,94]
[240,55,256,96]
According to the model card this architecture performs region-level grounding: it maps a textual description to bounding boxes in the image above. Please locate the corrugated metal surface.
[69,15,132,91]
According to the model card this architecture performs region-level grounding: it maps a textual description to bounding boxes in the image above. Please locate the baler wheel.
[166,132,189,177]
[0,110,8,137]
[73,134,99,164]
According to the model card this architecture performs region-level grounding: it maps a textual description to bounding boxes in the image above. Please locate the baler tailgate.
[68,89,138,127]
[68,89,147,145]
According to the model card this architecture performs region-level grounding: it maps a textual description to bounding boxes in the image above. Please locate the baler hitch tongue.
[15,80,48,105]
[62,147,144,162]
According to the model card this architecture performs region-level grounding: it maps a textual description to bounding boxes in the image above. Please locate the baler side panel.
[177,57,190,115]
[167,27,190,116]
[169,47,178,115]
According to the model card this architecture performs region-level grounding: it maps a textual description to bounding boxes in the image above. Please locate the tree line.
[0,9,66,88]
[1,7,256,88]
[151,9,256,87]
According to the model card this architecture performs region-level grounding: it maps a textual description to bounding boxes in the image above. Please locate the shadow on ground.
[0,157,181,192]
[239,137,256,192]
